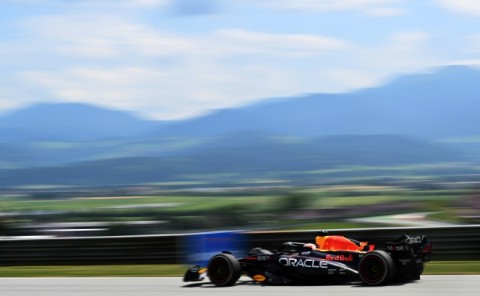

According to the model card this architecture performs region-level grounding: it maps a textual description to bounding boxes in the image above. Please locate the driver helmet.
[304,243,317,250]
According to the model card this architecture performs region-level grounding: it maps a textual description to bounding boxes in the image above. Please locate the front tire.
[207,253,241,286]
[358,250,396,286]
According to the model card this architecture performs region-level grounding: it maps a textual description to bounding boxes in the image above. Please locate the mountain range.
[151,65,480,139]
[0,65,479,187]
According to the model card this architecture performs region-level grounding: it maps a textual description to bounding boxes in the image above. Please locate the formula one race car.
[184,234,432,286]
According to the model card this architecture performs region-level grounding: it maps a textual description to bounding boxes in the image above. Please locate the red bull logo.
[325,254,354,262]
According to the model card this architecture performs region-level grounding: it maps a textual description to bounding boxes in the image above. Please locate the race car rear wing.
[386,235,432,262]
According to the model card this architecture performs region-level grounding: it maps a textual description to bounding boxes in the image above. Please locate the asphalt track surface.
[0,276,478,296]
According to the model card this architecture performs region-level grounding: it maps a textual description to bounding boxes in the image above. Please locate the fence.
[0,225,479,266]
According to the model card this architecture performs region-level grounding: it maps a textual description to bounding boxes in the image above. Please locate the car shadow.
[182,280,257,288]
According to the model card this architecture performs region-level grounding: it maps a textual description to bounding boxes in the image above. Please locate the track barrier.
[0,225,478,266]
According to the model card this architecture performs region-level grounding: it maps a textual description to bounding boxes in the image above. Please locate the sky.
[2,0,480,120]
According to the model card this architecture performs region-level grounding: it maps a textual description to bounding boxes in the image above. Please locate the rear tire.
[413,263,424,280]
[207,253,241,287]
[359,250,396,286]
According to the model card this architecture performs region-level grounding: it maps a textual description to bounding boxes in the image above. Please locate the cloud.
[6,0,170,8]
[169,0,221,16]
[210,29,350,57]
[363,32,440,86]
[466,34,480,52]
[21,67,168,110]
[9,12,355,119]
[20,14,195,59]
[436,0,480,16]
[358,32,437,72]
[262,0,405,16]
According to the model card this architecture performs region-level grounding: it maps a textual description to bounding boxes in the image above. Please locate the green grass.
[0,186,468,213]
[0,195,277,212]
[0,261,478,277]
[425,261,480,275]
[0,265,186,277]
[281,221,377,230]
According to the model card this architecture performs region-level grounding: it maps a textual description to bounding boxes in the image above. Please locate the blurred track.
[0,276,478,296]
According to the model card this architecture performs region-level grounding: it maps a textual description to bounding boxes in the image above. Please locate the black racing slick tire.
[413,263,425,280]
[207,253,241,287]
[359,250,396,286]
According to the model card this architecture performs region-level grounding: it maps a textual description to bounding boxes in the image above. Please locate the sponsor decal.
[405,236,424,244]
[325,254,354,262]
[387,245,408,251]
[279,257,328,269]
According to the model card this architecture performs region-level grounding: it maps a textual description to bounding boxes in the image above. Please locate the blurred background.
[0,0,480,239]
